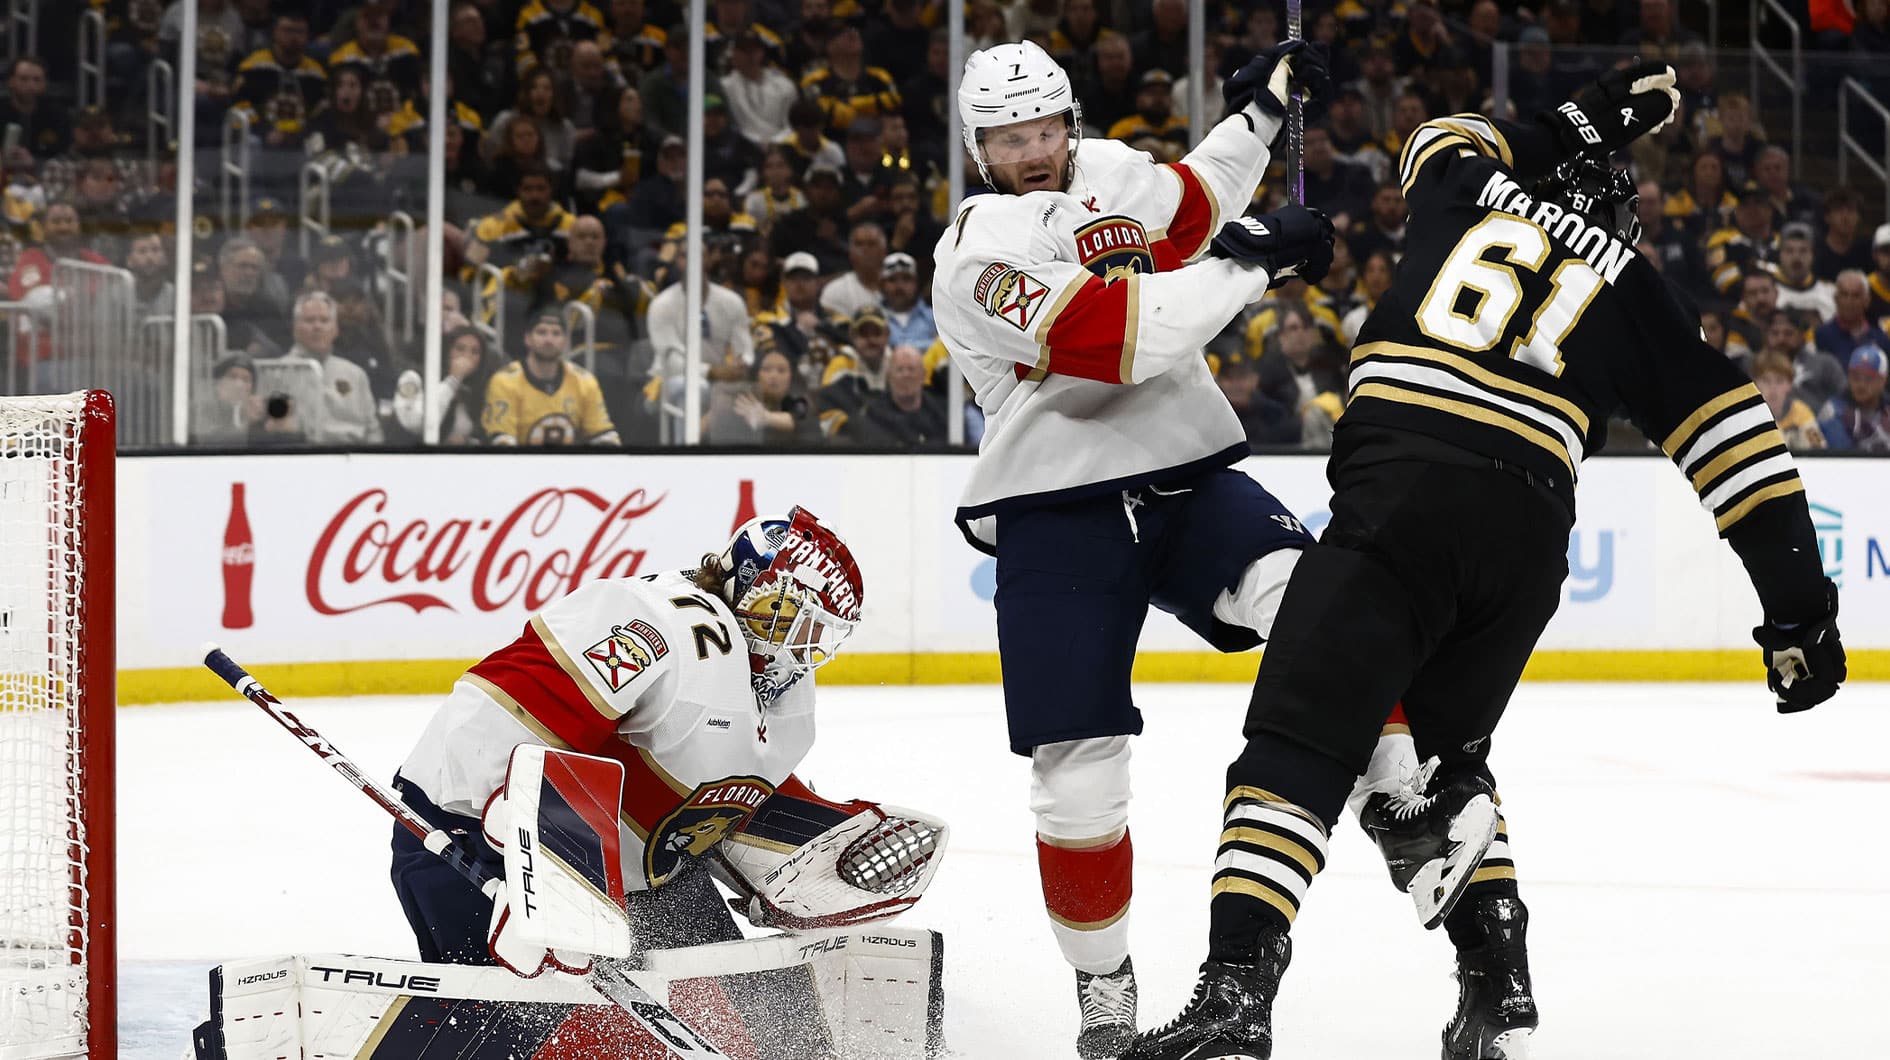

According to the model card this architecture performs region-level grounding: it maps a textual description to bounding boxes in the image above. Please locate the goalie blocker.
[193,933,945,1060]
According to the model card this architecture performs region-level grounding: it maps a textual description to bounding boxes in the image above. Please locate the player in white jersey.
[930,38,1344,1058]
[392,507,945,1058]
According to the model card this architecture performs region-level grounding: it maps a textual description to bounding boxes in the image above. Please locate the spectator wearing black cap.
[1323,89,1390,185]
[801,23,902,133]
[774,98,846,180]
[1078,34,1139,138]
[1105,70,1189,164]
[1776,223,1837,323]
[305,234,357,295]
[704,0,786,71]
[483,309,621,446]
[1345,182,1407,267]
[1706,183,1783,298]
[723,30,800,147]
[0,58,70,163]
[769,164,851,275]
[245,196,307,295]
[513,0,610,78]
[877,252,934,350]
[814,305,892,436]
[192,355,266,445]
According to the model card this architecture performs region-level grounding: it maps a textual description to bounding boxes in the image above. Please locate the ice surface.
[120,682,1890,1058]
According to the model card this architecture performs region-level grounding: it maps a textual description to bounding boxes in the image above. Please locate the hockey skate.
[1119,932,1289,1060]
[1358,762,1499,929]
[1442,896,1538,1060]
[1075,956,1138,1058]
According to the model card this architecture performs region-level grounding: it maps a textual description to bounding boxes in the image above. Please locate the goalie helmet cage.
[0,391,116,1060]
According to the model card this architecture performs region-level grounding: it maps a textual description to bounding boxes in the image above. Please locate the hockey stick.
[1286,0,1304,205]
[199,643,727,1058]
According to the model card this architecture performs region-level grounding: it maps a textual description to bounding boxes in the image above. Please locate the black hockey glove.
[1752,579,1846,713]
[1210,206,1335,288]
[1223,40,1332,129]
[1541,59,1680,159]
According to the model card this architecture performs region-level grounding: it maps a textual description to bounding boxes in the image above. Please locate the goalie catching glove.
[710,777,949,930]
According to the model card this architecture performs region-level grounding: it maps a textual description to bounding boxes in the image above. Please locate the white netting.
[0,394,92,1059]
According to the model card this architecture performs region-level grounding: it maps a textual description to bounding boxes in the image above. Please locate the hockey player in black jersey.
[1126,60,1846,1060]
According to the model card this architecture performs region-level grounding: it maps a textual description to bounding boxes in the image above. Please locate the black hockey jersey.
[1342,113,1824,619]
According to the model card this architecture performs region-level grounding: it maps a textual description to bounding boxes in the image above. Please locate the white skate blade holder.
[1487,1026,1533,1059]
[1409,793,1499,930]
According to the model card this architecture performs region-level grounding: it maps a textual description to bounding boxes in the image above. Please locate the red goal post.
[0,391,115,1059]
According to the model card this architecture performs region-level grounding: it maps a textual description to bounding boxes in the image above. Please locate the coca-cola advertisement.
[130,454,927,673]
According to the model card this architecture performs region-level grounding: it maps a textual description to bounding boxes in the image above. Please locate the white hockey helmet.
[957,40,1083,187]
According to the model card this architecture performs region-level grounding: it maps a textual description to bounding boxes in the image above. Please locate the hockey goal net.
[0,392,114,1059]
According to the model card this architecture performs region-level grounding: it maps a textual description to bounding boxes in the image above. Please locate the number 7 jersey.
[1345,113,1806,538]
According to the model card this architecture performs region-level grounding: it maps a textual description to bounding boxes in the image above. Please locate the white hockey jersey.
[398,570,815,892]
[932,104,1289,548]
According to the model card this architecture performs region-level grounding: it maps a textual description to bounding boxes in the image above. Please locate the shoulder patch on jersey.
[646,776,775,886]
[974,262,1051,332]
[582,619,669,693]
[1073,215,1155,283]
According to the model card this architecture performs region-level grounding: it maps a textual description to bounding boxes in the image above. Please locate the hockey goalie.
[193,508,949,1060]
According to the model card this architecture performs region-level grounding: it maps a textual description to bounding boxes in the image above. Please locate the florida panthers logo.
[645,777,775,886]
[583,620,668,693]
[973,261,1050,332]
[1074,216,1155,285]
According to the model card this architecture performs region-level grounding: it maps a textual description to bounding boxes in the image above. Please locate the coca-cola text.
[306,487,666,616]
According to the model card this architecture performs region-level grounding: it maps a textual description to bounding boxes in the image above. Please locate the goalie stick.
[1286,0,1304,205]
[199,643,727,1059]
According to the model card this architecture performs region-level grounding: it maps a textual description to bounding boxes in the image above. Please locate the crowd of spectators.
[3,0,1890,452]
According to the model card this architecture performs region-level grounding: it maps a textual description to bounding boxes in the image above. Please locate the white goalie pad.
[639,927,947,1059]
[190,954,654,1060]
[712,802,949,930]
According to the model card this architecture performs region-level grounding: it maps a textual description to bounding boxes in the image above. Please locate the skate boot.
[1074,957,1137,1059]
[1358,764,1499,928]
[1442,896,1538,1059]
[1120,931,1289,1060]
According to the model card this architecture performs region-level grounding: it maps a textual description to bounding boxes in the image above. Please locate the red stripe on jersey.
[1043,275,1132,383]
[590,740,691,839]
[774,773,870,814]
[468,623,616,751]
[1386,702,1408,727]
[1038,829,1133,926]
[1150,237,1185,272]
[1163,162,1215,260]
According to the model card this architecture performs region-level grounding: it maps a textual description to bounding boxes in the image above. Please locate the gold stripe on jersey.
[1211,796,1329,927]
[1351,341,1591,435]
[1433,116,1512,165]
[532,614,620,721]
[1349,382,1577,474]
[1119,274,1142,382]
[1662,385,1804,532]
[1716,478,1805,533]
[1029,270,1089,379]
[465,672,573,750]
[1659,387,1752,457]
[1399,115,1510,192]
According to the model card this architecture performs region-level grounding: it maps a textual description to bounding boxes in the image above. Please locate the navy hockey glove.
[1210,206,1335,288]
[1223,40,1332,129]
[1752,579,1845,713]
[1542,59,1680,158]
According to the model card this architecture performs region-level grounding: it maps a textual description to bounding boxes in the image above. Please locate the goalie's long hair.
[692,552,734,602]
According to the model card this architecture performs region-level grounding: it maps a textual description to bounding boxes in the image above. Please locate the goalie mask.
[716,507,864,701]
[1532,154,1642,247]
